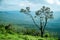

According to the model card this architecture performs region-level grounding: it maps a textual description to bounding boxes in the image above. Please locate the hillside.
[0,33,58,40]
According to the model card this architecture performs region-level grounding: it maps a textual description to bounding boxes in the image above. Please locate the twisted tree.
[20,6,53,37]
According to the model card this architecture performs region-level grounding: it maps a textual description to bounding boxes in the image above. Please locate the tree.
[20,6,53,37]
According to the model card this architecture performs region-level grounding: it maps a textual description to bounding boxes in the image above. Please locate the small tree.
[20,6,53,37]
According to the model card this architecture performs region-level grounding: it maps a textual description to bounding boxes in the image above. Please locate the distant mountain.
[0,11,35,24]
[0,11,60,28]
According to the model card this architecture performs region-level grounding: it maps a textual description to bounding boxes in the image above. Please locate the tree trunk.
[40,22,44,37]
[41,31,43,37]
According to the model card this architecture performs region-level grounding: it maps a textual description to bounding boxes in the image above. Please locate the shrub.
[0,24,6,34]
[22,28,40,36]
[58,38,60,40]
[44,33,50,38]
[24,36,29,40]
[38,38,43,40]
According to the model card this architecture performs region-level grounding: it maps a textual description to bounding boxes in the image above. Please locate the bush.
[22,28,40,36]
[38,38,43,40]
[0,24,16,34]
[0,24,6,34]
[24,36,29,40]
[58,38,60,40]
[44,33,50,38]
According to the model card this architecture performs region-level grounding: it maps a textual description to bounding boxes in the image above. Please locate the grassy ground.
[0,33,58,40]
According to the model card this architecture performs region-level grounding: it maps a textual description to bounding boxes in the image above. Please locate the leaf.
[20,8,26,13]
[26,7,30,12]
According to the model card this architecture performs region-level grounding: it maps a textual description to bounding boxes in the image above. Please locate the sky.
[0,0,60,11]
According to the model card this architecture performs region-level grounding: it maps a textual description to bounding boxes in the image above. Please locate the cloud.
[28,0,45,4]
[45,0,60,5]
[0,0,60,11]
[44,0,60,11]
[0,0,43,11]
[56,0,60,5]
[45,0,54,4]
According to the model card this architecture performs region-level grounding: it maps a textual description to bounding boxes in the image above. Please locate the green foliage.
[0,24,58,40]
[0,24,6,34]
[58,38,60,40]
[21,28,40,36]
[38,38,44,40]
[0,24,15,34]
[24,36,29,40]
[35,6,53,19]
[20,8,26,13]
[44,33,49,38]
[20,7,30,14]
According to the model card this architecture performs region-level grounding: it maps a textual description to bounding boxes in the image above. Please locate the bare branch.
[26,13,40,29]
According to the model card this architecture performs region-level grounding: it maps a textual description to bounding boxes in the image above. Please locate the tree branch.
[26,13,40,29]
[43,17,47,32]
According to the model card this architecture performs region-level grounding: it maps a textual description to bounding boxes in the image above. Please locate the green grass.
[0,33,58,40]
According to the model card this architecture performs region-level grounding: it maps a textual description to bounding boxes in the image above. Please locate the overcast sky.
[0,0,60,11]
